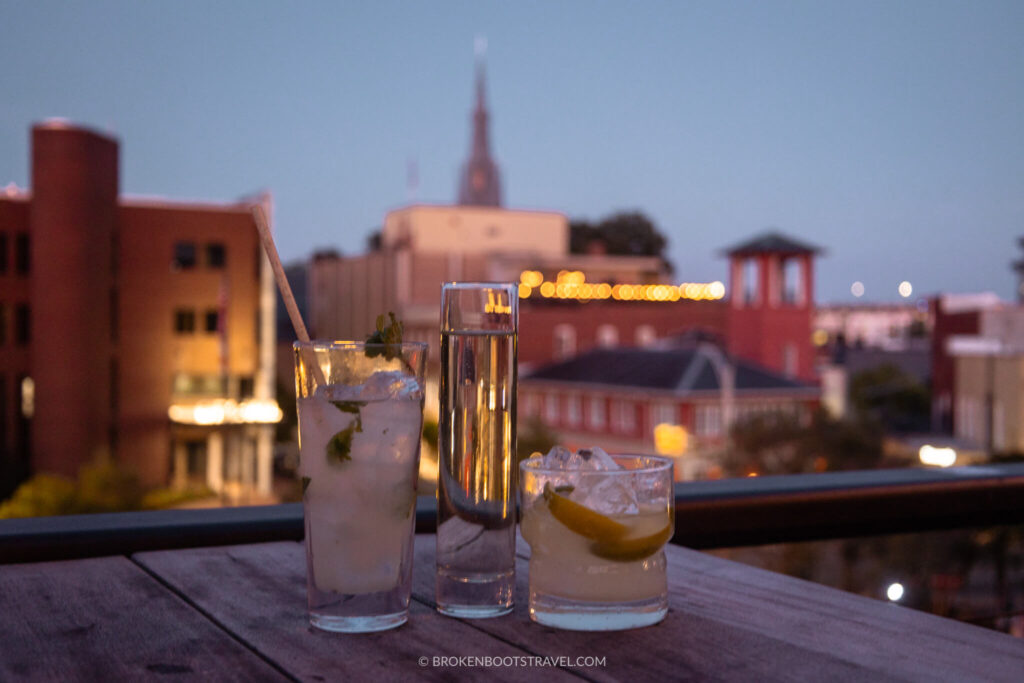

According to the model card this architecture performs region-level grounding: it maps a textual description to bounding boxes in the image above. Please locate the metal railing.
[3,462,1024,564]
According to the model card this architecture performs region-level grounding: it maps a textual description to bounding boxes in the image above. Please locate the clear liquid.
[436,330,517,616]
[298,390,422,632]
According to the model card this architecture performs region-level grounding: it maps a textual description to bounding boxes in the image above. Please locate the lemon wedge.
[543,483,629,541]
[590,521,673,562]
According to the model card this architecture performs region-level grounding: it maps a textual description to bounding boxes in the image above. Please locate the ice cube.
[577,474,639,515]
[539,445,621,471]
[357,370,423,401]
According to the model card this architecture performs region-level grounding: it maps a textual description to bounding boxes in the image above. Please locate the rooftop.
[722,230,823,256]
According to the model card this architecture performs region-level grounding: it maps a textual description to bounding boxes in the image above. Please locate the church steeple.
[457,38,502,207]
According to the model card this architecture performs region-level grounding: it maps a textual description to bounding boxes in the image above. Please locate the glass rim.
[293,340,428,352]
[520,453,674,475]
[441,281,518,290]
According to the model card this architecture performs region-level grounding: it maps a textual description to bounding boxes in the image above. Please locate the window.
[14,303,29,345]
[635,325,656,347]
[588,397,606,430]
[174,309,196,333]
[14,233,29,275]
[566,394,581,427]
[651,402,676,428]
[238,376,255,399]
[553,324,576,360]
[205,309,219,333]
[0,233,7,273]
[696,404,722,437]
[743,258,759,304]
[523,392,539,418]
[783,258,803,305]
[783,344,798,377]
[206,243,226,268]
[173,242,197,270]
[0,303,6,346]
[612,400,636,434]
[596,324,618,348]
[544,394,559,423]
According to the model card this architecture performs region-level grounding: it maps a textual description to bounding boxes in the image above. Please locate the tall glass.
[520,454,675,630]
[436,283,517,617]
[294,340,427,632]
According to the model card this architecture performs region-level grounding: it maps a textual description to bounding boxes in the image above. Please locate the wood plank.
[662,543,1024,682]
[416,536,884,682]
[134,541,581,682]
[0,556,284,681]
[502,536,1024,681]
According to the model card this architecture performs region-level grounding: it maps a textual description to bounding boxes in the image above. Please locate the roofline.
[120,195,261,214]
[384,202,567,219]
[521,377,820,397]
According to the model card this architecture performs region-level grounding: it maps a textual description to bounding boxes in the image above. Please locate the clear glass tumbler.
[520,454,675,631]
[436,282,518,618]
[294,340,427,632]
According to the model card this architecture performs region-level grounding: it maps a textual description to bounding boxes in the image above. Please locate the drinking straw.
[252,205,327,387]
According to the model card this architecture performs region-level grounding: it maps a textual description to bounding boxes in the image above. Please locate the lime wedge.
[590,521,673,562]
[543,483,629,542]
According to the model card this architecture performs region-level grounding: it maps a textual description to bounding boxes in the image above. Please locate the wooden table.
[2,535,1023,681]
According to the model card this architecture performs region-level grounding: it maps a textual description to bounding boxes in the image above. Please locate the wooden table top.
[2,535,1023,681]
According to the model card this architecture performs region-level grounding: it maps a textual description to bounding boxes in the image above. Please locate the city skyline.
[2,1,1023,303]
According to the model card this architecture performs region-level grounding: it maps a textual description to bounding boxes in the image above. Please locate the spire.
[457,37,502,207]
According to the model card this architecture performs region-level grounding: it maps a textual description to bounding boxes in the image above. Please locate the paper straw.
[252,205,327,387]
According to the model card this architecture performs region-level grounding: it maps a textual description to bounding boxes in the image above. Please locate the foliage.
[516,417,560,466]
[569,211,671,269]
[0,457,212,519]
[724,409,884,477]
[848,363,930,433]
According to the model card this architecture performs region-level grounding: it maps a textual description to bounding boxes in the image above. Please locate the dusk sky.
[2,1,1022,303]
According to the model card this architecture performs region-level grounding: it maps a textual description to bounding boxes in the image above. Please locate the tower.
[724,231,820,381]
[457,40,502,207]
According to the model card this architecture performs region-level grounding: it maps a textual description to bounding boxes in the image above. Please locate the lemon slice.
[543,483,629,542]
[590,520,673,562]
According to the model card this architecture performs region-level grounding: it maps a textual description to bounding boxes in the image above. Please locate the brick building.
[0,122,279,500]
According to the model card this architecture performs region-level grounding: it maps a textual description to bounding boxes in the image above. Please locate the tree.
[570,211,672,271]
[724,409,884,477]
[848,363,930,433]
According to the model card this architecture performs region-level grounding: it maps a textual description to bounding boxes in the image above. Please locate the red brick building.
[0,122,278,499]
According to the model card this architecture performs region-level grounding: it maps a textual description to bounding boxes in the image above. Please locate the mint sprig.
[365,312,403,361]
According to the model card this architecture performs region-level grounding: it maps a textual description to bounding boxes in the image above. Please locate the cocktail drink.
[294,339,427,632]
[520,449,674,631]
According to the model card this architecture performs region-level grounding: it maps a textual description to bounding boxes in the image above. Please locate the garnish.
[365,312,403,361]
[326,415,362,466]
[330,400,366,414]
[301,476,311,494]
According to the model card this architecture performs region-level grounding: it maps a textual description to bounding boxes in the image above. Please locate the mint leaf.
[330,400,366,414]
[326,415,362,466]
[301,476,311,494]
[365,311,403,361]
[554,485,575,495]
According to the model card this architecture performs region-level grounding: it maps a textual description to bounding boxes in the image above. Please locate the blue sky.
[2,1,1022,302]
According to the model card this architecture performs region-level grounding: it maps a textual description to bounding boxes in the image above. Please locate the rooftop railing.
[3,462,1024,564]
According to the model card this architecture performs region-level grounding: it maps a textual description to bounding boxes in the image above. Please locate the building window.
[0,233,8,273]
[0,303,6,346]
[20,376,34,419]
[204,309,220,333]
[743,258,758,304]
[635,325,656,347]
[566,394,581,427]
[588,397,606,430]
[238,376,255,399]
[544,393,559,424]
[651,402,676,428]
[611,400,636,434]
[174,309,196,334]
[553,324,576,360]
[523,392,539,418]
[783,258,803,305]
[596,324,618,348]
[14,303,29,346]
[695,404,722,437]
[783,344,798,377]
[14,233,29,275]
[173,242,197,270]
[206,243,226,268]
